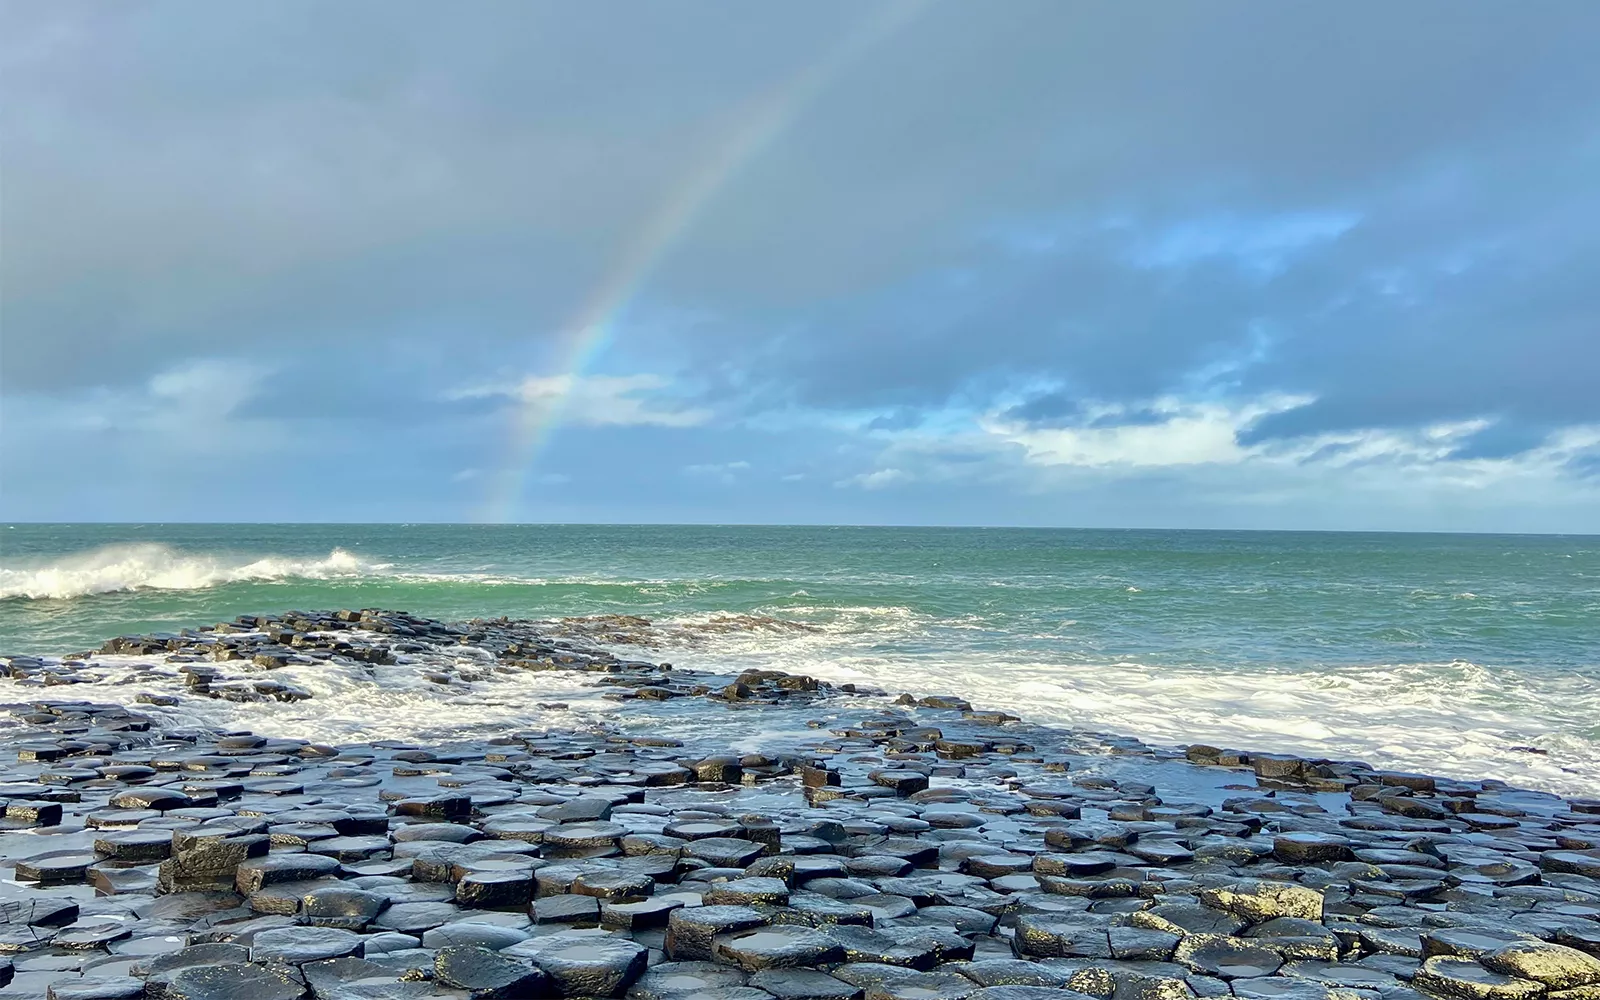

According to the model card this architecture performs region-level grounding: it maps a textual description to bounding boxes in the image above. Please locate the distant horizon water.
[3,523,1596,795]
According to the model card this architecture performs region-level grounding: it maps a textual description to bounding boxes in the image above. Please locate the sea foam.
[0,543,383,600]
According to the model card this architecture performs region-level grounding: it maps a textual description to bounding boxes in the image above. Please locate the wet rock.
[1012,915,1109,958]
[250,925,366,964]
[714,925,847,971]
[1196,880,1323,922]
[235,852,343,893]
[968,988,1096,1000]
[629,960,751,999]
[534,893,602,926]
[1174,934,1285,978]
[748,967,865,998]
[1272,832,1353,864]
[434,944,547,998]
[156,962,308,1000]
[706,877,792,906]
[1414,956,1548,1000]
[301,885,389,929]
[458,869,536,909]
[1482,942,1600,990]
[421,918,529,951]
[507,931,649,996]
[42,977,145,1000]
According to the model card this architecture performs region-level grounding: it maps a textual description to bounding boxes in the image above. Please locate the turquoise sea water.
[3,524,1597,792]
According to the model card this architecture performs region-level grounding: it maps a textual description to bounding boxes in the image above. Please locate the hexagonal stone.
[534,893,601,926]
[822,924,970,970]
[705,876,791,906]
[1031,852,1121,877]
[630,960,750,998]
[666,820,743,840]
[1483,941,1600,989]
[1542,851,1600,879]
[434,944,547,997]
[422,920,530,951]
[714,925,846,971]
[44,976,145,1000]
[14,854,96,883]
[458,869,536,909]
[235,852,343,893]
[1012,916,1109,959]
[1109,925,1179,961]
[250,925,365,965]
[542,822,627,856]
[1273,832,1353,864]
[0,897,79,930]
[666,905,769,961]
[1414,956,1547,1000]
[687,838,769,868]
[92,829,173,861]
[306,834,391,861]
[370,900,462,934]
[749,967,864,999]
[301,885,388,929]
[1424,929,1537,960]
[111,788,191,811]
[1128,902,1248,937]
[157,962,307,1000]
[968,989,1097,1000]
[1174,933,1284,978]
[506,931,649,996]
[956,959,1071,988]
[601,892,698,931]
[870,770,930,797]
[1196,880,1323,922]
[786,891,876,927]
[571,869,655,902]
[53,918,134,950]
[537,796,616,824]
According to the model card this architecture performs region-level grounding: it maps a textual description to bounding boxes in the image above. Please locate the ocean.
[2,523,1597,794]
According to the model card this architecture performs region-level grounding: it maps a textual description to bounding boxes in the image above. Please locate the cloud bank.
[3,1,1598,528]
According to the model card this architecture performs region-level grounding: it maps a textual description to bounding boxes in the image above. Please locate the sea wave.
[0,543,769,601]
[641,608,1600,796]
[0,543,386,600]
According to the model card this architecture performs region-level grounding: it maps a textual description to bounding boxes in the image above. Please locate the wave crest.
[0,544,384,600]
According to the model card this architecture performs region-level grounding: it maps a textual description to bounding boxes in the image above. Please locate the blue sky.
[4,1,1600,530]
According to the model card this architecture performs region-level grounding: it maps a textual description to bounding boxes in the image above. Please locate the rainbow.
[479,1,926,523]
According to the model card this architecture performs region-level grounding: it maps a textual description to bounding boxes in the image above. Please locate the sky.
[3,2,1600,531]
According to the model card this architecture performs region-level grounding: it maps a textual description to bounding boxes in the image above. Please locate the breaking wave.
[0,544,385,600]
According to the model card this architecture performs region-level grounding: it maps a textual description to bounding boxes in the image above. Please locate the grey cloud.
[4,0,1600,526]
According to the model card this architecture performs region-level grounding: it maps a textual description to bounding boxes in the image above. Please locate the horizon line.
[3,520,1596,539]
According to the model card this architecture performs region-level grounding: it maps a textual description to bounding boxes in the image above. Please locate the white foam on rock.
[650,606,1600,797]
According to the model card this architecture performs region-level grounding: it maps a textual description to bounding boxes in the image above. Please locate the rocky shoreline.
[1,609,1599,1000]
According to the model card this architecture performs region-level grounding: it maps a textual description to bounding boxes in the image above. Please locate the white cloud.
[683,460,750,484]
[836,467,909,490]
[830,392,1600,522]
[984,395,1312,469]
[449,373,710,429]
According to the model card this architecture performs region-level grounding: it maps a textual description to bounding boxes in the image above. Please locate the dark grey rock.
[714,925,847,971]
[155,962,307,1000]
[250,925,365,964]
[1414,956,1547,1000]
[434,944,547,998]
[506,931,649,996]
[666,904,769,960]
